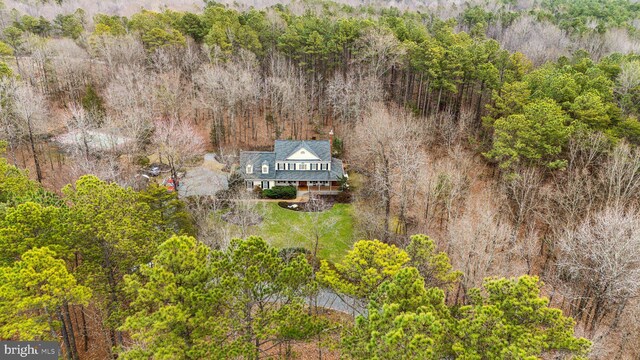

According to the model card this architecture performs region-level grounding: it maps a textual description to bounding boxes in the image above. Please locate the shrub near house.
[262,186,296,199]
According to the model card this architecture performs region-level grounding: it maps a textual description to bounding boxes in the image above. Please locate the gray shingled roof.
[239,151,275,180]
[274,140,331,161]
[331,158,345,178]
[243,159,344,181]
[274,171,332,181]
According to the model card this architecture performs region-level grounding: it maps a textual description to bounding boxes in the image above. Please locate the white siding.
[286,148,320,160]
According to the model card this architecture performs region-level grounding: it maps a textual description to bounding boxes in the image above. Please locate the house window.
[312,163,317,170]
[320,163,326,170]
[246,164,253,174]
[262,164,269,174]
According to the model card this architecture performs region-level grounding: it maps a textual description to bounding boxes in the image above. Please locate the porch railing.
[305,185,340,191]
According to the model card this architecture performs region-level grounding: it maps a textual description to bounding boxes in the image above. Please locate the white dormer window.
[246,164,253,174]
[262,164,269,174]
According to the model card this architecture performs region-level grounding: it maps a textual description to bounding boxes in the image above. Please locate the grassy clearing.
[214,201,355,262]
[258,202,355,262]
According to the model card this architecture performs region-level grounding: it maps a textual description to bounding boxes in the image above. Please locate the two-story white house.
[239,140,345,193]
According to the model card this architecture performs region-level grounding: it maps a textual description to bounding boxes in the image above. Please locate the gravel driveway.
[178,154,229,197]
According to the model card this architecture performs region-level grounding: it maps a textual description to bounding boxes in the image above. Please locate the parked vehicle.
[149,165,161,177]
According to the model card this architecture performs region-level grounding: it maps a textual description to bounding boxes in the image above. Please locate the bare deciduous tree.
[153,71,187,121]
[430,110,474,149]
[186,196,231,249]
[448,198,516,304]
[611,300,640,359]
[264,53,310,140]
[421,146,471,229]
[13,82,47,182]
[68,151,122,185]
[196,51,262,147]
[567,132,610,173]
[603,28,640,57]
[64,103,94,160]
[502,167,542,234]
[301,195,338,259]
[558,206,640,332]
[498,15,570,65]
[508,223,539,275]
[90,34,146,74]
[47,39,93,102]
[325,71,382,125]
[349,104,423,240]
[602,142,640,208]
[104,65,155,152]
[153,118,205,193]
[0,78,19,165]
[226,191,262,239]
[616,60,640,115]
[352,199,387,241]
[354,27,405,79]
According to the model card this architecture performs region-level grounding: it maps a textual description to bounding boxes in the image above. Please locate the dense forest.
[1,0,640,358]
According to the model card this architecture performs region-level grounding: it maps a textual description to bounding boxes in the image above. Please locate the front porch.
[283,181,342,195]
[301,185,341,193]
[298,187,342,197]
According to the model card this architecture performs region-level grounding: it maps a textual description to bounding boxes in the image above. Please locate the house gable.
[285,146,321,161]
[275,140,331,161]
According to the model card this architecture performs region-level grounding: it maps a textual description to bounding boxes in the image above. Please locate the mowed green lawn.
[214,202,355,262]
[257,202,355,262]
